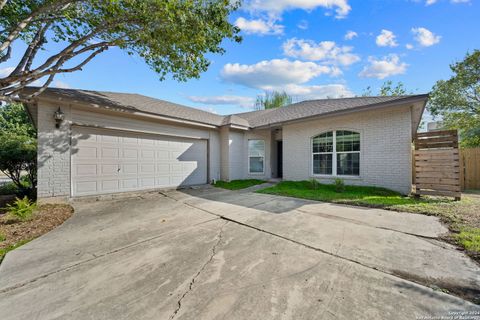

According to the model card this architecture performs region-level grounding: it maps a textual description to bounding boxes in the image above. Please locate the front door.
[277,141,283,178]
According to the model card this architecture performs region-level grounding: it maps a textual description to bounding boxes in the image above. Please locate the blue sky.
[2,0,479,116]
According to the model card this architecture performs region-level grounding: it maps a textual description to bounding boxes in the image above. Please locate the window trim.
[311,130,361,178]
[248,139,265,174]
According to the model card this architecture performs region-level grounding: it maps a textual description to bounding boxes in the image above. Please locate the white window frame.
[248,139,265,174]
[312,130,360,177]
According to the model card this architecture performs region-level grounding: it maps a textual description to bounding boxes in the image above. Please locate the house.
[22,88,428,200]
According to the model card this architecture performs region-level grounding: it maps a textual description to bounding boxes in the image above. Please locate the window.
[248,139,265,173]
[312,130,360,176]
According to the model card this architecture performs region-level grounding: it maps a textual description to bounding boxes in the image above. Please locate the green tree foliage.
[362,81,410,96]
[255,91,293,110]
[0,133,37,198]
[0,103,36,197]
[429,50,480,147]
[0,0,240,102]
[0,103,36,137]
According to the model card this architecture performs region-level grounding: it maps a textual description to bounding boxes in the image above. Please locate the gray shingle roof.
[23,87,225,126]
[234,95,429,128]
[25,87,428,129]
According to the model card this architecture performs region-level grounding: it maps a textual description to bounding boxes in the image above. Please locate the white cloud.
[411,27,441,47]
[282,38,360,66]
[245,0,351,19]
[344,30,358,40]
[52,80,71,89]
[297,20,309,30]
[279,84,354,99]
[406,43,414,50]
[188,95,255,109]
[0,67,14,78]
[359,54,408,79]
[375,29,398,47]
[234,17,284,35]
[221,59,340,89]
[425,0,469,5]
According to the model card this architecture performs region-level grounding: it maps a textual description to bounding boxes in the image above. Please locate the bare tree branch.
[1,44,110,101]
[0,45,11,63]
[57,46,108,73]
[10,22,51,76]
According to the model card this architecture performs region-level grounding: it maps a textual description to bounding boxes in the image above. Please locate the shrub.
[0,182,18,195]
[0,233,5,242]
[5,196,37,221]
[334,178,345,193]
[309,178,320,190]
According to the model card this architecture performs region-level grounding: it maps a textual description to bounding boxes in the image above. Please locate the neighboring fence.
[413,130,461,200]
[460,148,480,190]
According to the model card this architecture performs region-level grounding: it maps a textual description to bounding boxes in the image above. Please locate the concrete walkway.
[0,186,479,319]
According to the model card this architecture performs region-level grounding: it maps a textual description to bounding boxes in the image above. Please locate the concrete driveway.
[0,185,479,320]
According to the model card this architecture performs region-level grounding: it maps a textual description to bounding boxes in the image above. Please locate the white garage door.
[71,127,207,196]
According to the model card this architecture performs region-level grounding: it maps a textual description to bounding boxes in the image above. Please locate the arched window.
[312,130,360,176]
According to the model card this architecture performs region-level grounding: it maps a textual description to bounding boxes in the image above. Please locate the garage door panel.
[155,176,170,187]
[156,150,169,160]
[72,127,207,196]
[77,147,97,159]
[122,148,138,159]
[75,164,97,176]
[76,181,97,194]
[102,180,119,191]
[141,149,155,159]
[122,136,138,145]
[100,135,119,143]
[140,178,155,188]
[140,164,155,174]
[122,164,138,174]
[121,179,138,189]
[102,147,119,158]
[101,164,119,175]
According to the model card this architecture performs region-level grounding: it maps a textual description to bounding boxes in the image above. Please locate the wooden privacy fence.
[460,148,480,190]
[413,130,461,200]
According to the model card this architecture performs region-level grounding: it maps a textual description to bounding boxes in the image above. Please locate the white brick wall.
[225,129,272,181]
[36,102,72,198]
[282,105,413,194]
[245,129,272,180]
[35,98,414,198]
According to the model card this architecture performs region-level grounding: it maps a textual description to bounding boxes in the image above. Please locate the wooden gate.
[414,130,461,200]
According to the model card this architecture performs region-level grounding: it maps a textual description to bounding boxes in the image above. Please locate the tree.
[0,103,37,197]
[255,91,293,110]
[429,50,480,147]
[362,81,410,96]
[0,133,37,198]
[0,103,36,138]
[0,0,240,102]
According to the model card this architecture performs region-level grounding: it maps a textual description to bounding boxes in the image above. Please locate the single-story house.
[22,88,428,200]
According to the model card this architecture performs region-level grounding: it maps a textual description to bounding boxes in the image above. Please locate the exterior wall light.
[53,107,65,128]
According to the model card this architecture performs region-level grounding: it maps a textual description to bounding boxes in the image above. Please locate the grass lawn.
[214,179,266,190]
[257,180,480,260]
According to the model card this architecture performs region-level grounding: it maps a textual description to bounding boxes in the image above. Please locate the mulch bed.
[0,204,74,251]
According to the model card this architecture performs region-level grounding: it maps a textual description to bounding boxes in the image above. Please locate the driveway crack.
[169,220,228,320]
[164,194,479,305]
